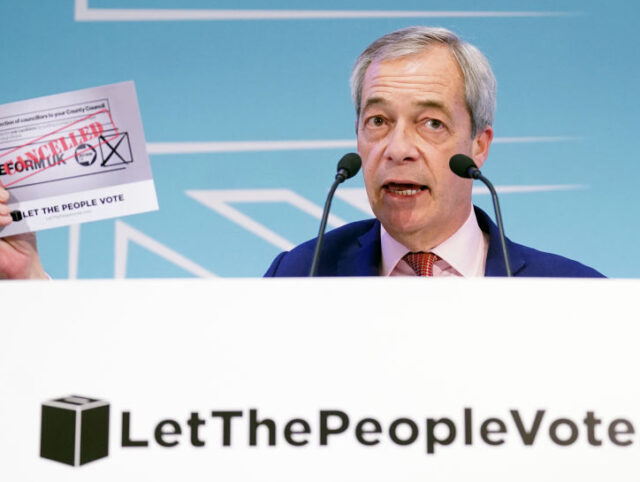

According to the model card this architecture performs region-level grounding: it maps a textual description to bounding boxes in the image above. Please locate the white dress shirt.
[380,207,489,277]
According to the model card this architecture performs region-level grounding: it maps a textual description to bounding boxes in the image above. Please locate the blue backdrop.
[2,0,637,278]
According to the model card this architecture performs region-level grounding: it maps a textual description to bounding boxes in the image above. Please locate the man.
[265,26,603,277]
[0,26,602,280]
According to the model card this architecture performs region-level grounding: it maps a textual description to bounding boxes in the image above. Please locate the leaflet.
[0,81,158,237]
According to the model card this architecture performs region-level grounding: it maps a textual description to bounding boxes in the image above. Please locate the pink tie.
[403,252,441,277]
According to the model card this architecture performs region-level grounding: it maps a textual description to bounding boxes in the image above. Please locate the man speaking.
[265,26,603,278]
[0,26,603,280]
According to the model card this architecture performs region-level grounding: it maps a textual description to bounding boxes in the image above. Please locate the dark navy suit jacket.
[264,207,604,277]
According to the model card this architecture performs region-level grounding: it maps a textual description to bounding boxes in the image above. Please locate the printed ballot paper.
[0,81,158,237]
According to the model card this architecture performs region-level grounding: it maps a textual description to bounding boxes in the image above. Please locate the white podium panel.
[1,278,639,480]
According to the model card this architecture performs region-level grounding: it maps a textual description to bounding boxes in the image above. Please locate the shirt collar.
[380,206,488,277]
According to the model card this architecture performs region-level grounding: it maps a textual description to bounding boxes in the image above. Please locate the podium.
[1,278,638,480]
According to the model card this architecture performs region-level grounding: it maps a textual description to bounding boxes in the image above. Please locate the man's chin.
[377,208,464,251]
[379,216,431,245]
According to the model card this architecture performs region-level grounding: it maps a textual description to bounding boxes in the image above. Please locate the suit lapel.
[336,219,381,276]
[474,206,526,276]
[334,210,521,277]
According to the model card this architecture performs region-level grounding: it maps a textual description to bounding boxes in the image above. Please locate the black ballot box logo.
[40,395,110,467]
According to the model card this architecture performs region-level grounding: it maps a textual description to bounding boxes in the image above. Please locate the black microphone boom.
[449,154,513,277]
[309,153,362,277]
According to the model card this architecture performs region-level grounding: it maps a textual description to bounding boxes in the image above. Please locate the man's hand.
[0,186,47,279]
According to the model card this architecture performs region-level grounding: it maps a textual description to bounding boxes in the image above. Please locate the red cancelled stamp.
[0,107,120,188]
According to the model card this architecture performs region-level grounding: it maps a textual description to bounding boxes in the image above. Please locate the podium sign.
[1,278,638,481]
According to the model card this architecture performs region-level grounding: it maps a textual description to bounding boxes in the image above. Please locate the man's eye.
[425,119,444,130]
[367,116,385,127]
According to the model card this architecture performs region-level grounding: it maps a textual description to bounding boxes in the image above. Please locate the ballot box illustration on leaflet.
[40,395,110,466]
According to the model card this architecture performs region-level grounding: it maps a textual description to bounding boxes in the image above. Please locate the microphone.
[336,152,361,182]
[449,154,512,277]
[450,153,481,179]
[309,153,362,277]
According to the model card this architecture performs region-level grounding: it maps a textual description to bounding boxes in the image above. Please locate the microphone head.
[449,154,478,179]
[336,152,362,180]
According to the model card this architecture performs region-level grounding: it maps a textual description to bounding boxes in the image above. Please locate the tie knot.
[403,252,441,277]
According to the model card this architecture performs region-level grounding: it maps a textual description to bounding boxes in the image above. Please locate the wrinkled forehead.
[360,46,466,104]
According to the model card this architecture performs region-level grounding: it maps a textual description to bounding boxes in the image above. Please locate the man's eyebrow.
[416,100,451,117]
[361,97,388,112]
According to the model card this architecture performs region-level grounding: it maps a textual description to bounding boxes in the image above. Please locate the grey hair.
[350,26,496,137]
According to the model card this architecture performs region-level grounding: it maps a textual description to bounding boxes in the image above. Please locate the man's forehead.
[361,47,463,96]
[361,96,448,113]
[361,57,463,113]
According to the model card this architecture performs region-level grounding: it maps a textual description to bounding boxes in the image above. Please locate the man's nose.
[384,123,419,162]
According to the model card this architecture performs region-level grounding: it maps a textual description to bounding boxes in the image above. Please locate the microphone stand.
[309,172,347,277]
[470,170,512,277]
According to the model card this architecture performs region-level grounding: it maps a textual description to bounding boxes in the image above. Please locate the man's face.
[356,46,492,250]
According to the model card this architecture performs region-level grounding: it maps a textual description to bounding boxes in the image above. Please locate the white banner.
[0,278,638,480]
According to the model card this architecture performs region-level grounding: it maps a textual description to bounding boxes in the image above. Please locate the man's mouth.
[383,183,428,196]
